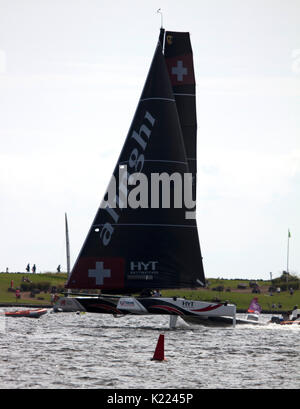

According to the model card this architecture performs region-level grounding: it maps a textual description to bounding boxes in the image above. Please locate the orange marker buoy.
[151,334,167,361]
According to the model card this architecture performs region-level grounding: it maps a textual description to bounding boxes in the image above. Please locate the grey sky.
[0,0,299,279]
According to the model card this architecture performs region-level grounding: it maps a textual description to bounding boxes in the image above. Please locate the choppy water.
[0,308,299,389]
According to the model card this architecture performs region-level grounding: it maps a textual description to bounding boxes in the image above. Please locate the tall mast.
[157,8,163,29]
[65,213,71,278]
[157,9,165,53]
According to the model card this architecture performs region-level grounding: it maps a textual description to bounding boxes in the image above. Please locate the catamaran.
[54,28,238,327]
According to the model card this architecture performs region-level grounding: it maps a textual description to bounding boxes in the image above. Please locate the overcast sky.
[1,0,299,279]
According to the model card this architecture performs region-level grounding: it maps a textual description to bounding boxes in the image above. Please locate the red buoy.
[151,334,167,361]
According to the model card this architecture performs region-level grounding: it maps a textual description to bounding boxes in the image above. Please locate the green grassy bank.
[0,273,299,312]
[0,273,67,305]
[162,288,300,312]
[162,277,300,312]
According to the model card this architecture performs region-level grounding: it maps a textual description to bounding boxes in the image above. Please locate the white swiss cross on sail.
[88,262,111,285]
[172,60,187,81]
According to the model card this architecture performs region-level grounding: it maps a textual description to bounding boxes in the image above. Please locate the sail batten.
[140,97,175,102]
[93,224,198,228]
[118,160,188,164]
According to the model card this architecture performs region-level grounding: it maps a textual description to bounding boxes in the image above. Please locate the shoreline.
[0,303,52,308]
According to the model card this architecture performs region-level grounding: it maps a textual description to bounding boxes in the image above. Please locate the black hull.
[76,297,125,315]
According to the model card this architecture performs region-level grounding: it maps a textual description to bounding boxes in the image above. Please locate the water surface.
[0,309,299,389]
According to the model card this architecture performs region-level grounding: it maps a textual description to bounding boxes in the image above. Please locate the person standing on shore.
[26,263,30,273]
[15,289,20,301]
[32,264,36,274]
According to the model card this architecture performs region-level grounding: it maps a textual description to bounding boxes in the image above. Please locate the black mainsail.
[66,34,205,294]
[163,30,197,202]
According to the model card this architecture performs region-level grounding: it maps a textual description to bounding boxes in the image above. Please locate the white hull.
[54,296,237,327]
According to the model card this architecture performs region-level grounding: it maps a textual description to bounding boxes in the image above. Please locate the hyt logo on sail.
[128,260,159,281]
[130,261,159,272]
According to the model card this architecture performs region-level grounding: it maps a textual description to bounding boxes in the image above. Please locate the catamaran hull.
[181,315,238,326]
[53,296,237,325]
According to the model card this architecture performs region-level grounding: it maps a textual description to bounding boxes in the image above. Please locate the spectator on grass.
[15,289,21,300]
